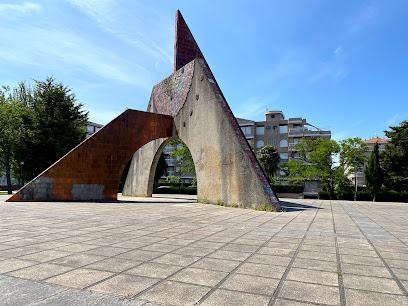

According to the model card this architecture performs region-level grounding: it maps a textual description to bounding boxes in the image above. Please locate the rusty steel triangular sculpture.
[8,10,280,211]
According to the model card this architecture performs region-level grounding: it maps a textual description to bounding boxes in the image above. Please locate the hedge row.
[318,190,408,202]
[272,184,304,193]
[156,186,197,195]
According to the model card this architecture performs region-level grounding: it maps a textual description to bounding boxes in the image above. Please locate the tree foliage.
[365,142,383,201]
[0,87,30,193]
[168,139,195,175]
[283,138,367,199]
[256,145,280,178]
[382,121,408,191]
[14,77,89,181]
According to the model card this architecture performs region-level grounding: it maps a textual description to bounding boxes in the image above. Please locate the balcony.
[288,117,303,124]
[288,128,331,138]
[288,143,298,151]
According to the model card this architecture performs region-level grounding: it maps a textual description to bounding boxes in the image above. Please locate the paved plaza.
[0,194,407,305]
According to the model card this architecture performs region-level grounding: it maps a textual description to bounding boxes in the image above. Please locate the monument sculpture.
[7,11,280,211]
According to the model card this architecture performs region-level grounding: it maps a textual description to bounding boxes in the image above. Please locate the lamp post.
[19,161,24,189]
[354,170,358,201]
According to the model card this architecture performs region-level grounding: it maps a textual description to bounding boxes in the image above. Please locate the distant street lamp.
[354,170,358,201]
[19,161,24,190]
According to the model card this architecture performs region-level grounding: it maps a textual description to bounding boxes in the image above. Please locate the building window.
[256,140,264,149]
[271,115,275,118]
[280,153,288,162]
[241,126,251,135]
[280,139,288,148]
[279,125,288,133]
[266,126,271,131]
[256,126,264,135]
[87,126,94,133]
[273,126,277,131]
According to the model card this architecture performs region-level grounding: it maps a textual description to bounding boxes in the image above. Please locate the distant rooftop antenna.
[266,105,268,112]
[374,132,377,138]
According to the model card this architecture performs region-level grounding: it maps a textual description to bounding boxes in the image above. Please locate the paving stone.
[342,263,392,278]
[7,263,73,281]
[18,250,72,262]
[50,254,106,267]
[345,288,408,306]
[138,280,211,306]
[116,250,164,261]
[343,274,403,294]
[84,246,128,256]
[172,246,213,257]
[45,268,113,289]
[286,268,339,286]
[248,254,292,266]
[200,289,270,306]
[126,262,183,279]
[257,247,295,257]
[90,274,159,297]
[151,253,200,266]
[235,262,286,279]
[392,268,408,280]
[85,257,143,273]
[191,257,241,272]
[274,299,318,306]
[207,250,251,261]
[340,254,384,266]
[0,258,37,273]
[140,243,181,253]
[296,250,337,261]
[278,281,339,305]
[169,267,228,286]
[220,273,279,295]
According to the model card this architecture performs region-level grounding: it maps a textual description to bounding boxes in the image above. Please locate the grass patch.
[254,204,275,212]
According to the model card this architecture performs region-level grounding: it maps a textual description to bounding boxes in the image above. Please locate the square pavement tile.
[89,274,159,297]
[18,250,72,262]
[296,250,337,262]
[200,289,270,306]
[126,262,183,279]
[340,254,384,267]
[172,246,213,257]
[7,263,73,281]
[138,280,211,306]
[274,298,320,306]
[83,246,128,256]
[345,288,408,306]
[220,273,279,295]
[53,243,99,253]
[343,274,402,294]
[85,257,143,273]
[191,258,241,273]
[45,268,113,289]
[292,258,338,272]
[140,243,181,253]
[235,262,286,279]
[286,268,339,286]
[50,254,105,267]
[207,250,251,261]
[169,267,228,286]
[151,253,199,266]
[248,254,292,267]
[341,263,392,278]
[257,247,295,257]
[392,267,408,280]
[0,258,37,273]
[116,249,164,261]
[278,281,339,305]
[221,243,260,253]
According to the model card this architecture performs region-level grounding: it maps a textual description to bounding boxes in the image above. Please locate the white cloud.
[234,94,280,120]
[0,1,41,14]
[65,0,173,65]
[0,25,152,89]
[348,4,378,34]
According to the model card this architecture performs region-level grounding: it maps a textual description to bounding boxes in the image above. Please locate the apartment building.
[86,121,103,137]
[160,143,195,184]
[237,111,331,197]
[347,136,390,186]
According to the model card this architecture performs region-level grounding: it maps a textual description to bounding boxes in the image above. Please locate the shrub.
[356,191,372,201]
[318,191,330,200]
[376,190,408,203]
[272,184,304,193]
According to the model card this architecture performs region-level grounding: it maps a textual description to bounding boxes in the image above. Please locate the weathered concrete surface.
[1,194,408,305]
[7,110,173,202]
[122,138,170,197]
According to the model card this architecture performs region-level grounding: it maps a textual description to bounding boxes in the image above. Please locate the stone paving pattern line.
[0,194,408,306]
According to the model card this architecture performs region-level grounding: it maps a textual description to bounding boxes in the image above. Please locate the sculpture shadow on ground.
[279,200,323,212]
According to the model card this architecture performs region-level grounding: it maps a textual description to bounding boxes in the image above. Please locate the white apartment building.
[237,111,331,197]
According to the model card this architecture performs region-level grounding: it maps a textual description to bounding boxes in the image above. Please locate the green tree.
[0,87,29,193]
[382,121,408,191]
[365,142,383,201]
[168,139,195,175]
[340,137,368,199]
[284,138,367,199]
[14,77,88,181]
[256,145,280,178]
[166,175,181,184]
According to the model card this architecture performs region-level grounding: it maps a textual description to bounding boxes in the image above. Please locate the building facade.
[347,136,390,186]
[237,111,331,197]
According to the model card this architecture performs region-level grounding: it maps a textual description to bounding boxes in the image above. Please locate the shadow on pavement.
[279,200,323,212]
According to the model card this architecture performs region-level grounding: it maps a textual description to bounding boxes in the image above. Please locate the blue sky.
[1,1,407,141]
